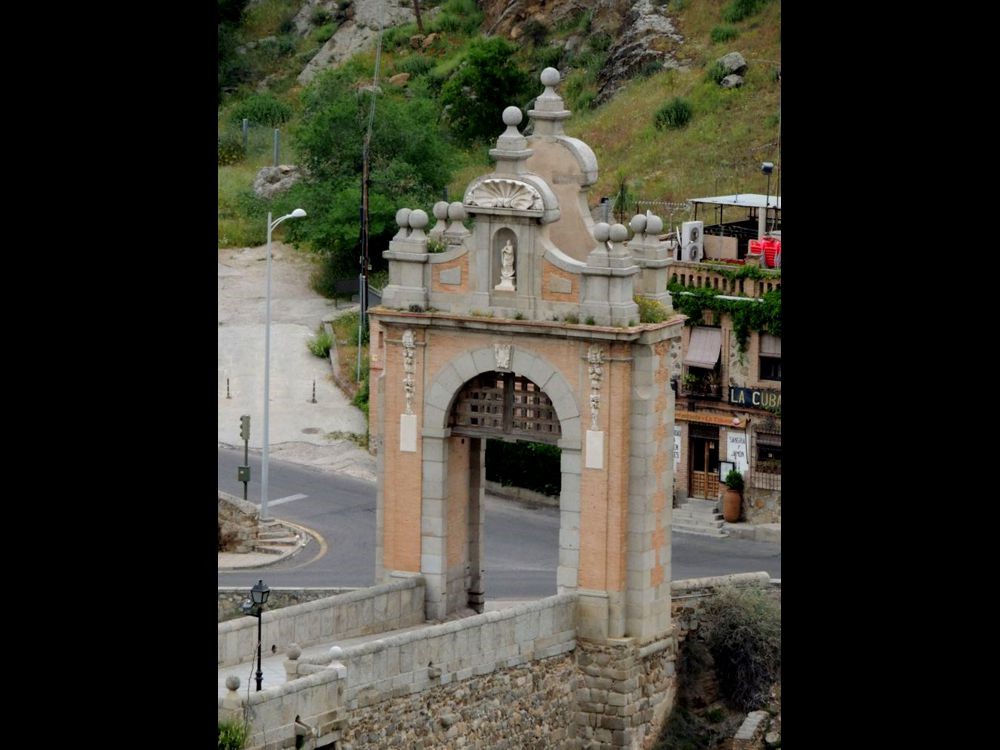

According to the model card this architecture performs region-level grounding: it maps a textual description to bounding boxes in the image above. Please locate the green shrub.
[588,31,613,53]
[427,237,447,253]
[701,586,781,712]
[308,325,333,358]
[711,25,739,43]
[430,0,483,34]
[278,15,295,35]
[706,61,729,85]
[722,0,769,23]
[217,133,246,166]
[635,295,669,323]
[563,313,579,324]
[313,23,336,44]
[218,720,247,750]
[637,59,664,78]
[396,54,434,77]
[654,97,693,130]
[228,93,292,127]
[533,44,563,71]
[353,369,370,417]
[310,7,331,25]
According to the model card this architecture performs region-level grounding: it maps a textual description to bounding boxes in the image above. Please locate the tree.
[440,37,533,146]
[280,71,455,281]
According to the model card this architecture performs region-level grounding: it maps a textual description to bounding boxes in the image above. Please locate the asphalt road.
[218,448,780,595]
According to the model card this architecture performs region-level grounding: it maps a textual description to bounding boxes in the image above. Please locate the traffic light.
[240,415,251,442]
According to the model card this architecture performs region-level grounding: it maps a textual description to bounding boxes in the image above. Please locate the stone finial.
[408,209,429,241]
[447,201,467,221]
[445,201,470,241]
[225,675,240,692]
[394,207,412,240]
[541,66,560,91]
[529,66,571,135]
[630,214,647,235]
[646,214,664,235]
[329,645,344,660]
[608,223,631,262]
[502,105,523,130]
[593,222,611,243]
[286,643,302,660]
[430,200,449,238]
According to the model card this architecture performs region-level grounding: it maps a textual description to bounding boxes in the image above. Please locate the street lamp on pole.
[262,208,307,521]
[250,578,271,691]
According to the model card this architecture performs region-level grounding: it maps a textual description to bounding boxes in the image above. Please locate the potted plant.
[682,372,699,393]
[722,468,743,522]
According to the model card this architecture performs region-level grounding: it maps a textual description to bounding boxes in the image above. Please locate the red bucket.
[762,238,781,268]
[748,239,763,256]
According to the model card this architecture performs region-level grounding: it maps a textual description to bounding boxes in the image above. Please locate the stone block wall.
[575,634,678,749]
[218,490,259,553]
[218,578,426,668]
[218,588,357,623]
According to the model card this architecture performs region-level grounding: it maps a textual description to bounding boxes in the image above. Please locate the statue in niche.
[495,239,516,291]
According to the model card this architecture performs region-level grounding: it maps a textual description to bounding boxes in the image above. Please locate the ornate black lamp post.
[250,578,271,691]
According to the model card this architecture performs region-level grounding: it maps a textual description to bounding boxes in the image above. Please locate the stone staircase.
[672,498,728,538]
[254,519,304,556]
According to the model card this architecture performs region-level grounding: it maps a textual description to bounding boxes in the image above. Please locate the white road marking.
[266,493,308,507]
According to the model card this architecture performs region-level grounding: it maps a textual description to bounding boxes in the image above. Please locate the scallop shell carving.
[465,179,542,210]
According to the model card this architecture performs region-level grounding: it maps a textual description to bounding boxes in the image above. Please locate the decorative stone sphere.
[329,646,344,660]
[646,214,664,234]
[226,675,240,691]
[502,106,523,126]
[593,222,610,242]
[409,209,429,229]
[286,643,301,659]
[433,201,449,220]
[629,214,647,234]
[541,67,561,87]
[610,223,629,242]
[395,207,411,228]
[447,201,466,221]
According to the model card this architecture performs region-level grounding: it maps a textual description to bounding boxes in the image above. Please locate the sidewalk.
[218,243,374,480]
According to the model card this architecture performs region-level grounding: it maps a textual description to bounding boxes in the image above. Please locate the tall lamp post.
[250,578,270,691]
[262,209,307,521]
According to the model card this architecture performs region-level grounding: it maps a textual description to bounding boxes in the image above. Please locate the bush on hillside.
[711,25,739,43]
[722,0,769,24]
[700,586,781,712]
[228,93,293,127]
[217,133,246,166]
[440,37,533,146]
[654,97,693,130]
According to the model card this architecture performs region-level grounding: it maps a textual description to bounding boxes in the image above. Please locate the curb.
[218,519,316,570]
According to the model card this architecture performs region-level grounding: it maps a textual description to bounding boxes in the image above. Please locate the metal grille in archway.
[449,373,561,445]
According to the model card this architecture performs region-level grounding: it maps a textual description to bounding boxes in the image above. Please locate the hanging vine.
[668,283,781,356]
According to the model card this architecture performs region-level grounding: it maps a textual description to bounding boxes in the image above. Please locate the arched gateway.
[368,69,684,643]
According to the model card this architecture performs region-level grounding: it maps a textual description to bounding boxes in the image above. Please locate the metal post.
[273,129,280,166]
[255,608,264,691]
[226,377,231,399]
[356,283,363,383]
[242,118,249,152]
[262,211,273,522]
[311,380,317,404]
[243,431,249,500]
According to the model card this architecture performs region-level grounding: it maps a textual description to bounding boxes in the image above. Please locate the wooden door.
[689,436,720,498]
